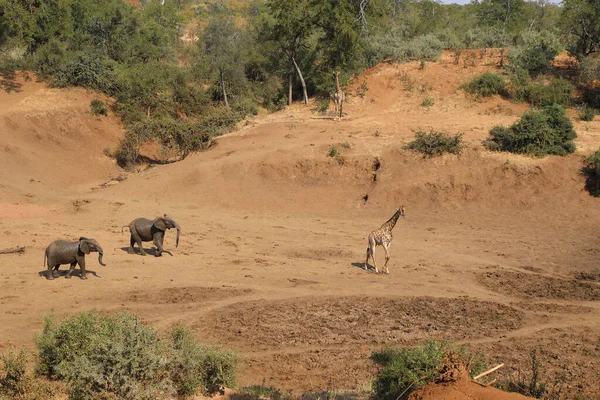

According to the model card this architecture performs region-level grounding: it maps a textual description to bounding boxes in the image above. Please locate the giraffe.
[333,70,345,122]
[365,206,405,274]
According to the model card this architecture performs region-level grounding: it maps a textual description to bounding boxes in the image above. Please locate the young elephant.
[44,237,106,280]
[123,214,181,257]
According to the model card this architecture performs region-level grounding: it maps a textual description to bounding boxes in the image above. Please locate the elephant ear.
[79,240,91,255]
[154,217,167,231]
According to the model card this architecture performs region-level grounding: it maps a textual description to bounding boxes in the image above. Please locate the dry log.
[0,246,25,255]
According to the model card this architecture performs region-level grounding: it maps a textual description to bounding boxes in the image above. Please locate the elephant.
[44,237,106,280]
[123,214,181,257]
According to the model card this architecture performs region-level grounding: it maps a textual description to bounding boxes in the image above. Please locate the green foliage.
[508,30,562,76]
[485,104,577,156]
[90,100,108,116]
[35,310,237,399]
[404,34,444,62]
[420,96,435,107]
[115,110,239,167]
[371,340,486,400]
[527,78,574,107]
[583,149,600,196]
[0,348,57,400]
[366,32,444,65]
[579,106,597,121]
[561,0,600,59]
[168,324,237,397]
[475,0,526,33]
[463,72,506,97]
[328,145,339,157]
[0,349,27,397]
[405,130,463,157]
[508,70,574,107]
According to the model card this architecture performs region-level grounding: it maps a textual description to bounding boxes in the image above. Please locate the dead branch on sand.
[0,246,25,255]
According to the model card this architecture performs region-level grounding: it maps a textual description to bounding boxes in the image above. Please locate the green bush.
[485,104,577,156]
[420,96,434,107]
[405,130,463,157]
[527,78,574,107]
[371,340,485,400]
[507,67,532,102]
[0,349,57,400]
[508,30,562,76]
[463,72,506,97]
[90,99,108,116]
[404,34,444,62]
[583,149,600,196]
[579,106,597,121]
[328,145,339,157]
[168,324,237,397]
[114,109,239,167]
[35,310,237,399]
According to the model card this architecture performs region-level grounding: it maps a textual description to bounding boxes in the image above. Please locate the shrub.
[507,67,532,102]
[420,96,434,108]
[90,99,108,116]
[579,106,597,121]
[0,349,28,397]
[328,145,339,157]
[508,30,562,76]
[527,78,574,107]
[463,72,506,97]
[404,34,444,63]
[484,104,577,156]
[0,348,57,400]
[168,324,237,397]
[502,349,547,398]
[583,149,600,196]
[35,310,237,399]
[404,130,463,157]
[371,340,485,400]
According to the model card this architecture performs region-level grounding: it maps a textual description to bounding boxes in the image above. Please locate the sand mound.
[409,353,532,400]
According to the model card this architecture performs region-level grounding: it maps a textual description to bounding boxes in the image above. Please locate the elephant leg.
[138,240,147,256]
[46,260,55,280]
[52,265,60,278]
[65,262,77,279]
[78,258,88,280]
[153,232,164,257]
[128,235,135,254]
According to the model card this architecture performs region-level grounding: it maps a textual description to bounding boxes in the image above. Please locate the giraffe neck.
[335,72,341,94]
[381,210,402,232]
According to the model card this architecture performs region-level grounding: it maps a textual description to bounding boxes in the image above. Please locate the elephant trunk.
[95,243,106,266]
[173,221,181,248]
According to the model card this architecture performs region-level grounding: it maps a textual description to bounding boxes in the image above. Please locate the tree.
[472,0,526,34]
[561,0,600,58]
[265,0,312,105]
[202,14,246,108]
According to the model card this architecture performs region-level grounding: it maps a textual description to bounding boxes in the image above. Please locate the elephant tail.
[43,249,46,269]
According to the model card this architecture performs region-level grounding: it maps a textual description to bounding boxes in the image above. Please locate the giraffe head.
[396,206,405,217]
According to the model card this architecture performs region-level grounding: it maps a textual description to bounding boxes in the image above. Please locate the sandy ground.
[1,52,599,397]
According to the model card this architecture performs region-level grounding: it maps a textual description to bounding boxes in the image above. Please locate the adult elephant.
[123,214,181,257]
[44,237,106,280]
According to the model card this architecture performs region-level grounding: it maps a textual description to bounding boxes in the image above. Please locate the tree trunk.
[292,57,308,105]
[220,68,229,108]
[288,66,293,106]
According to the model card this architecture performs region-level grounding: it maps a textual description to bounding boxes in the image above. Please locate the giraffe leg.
[339,98,343,122]
[383,244,391,275]
[371,247,379,274]
[365,247,371,270]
